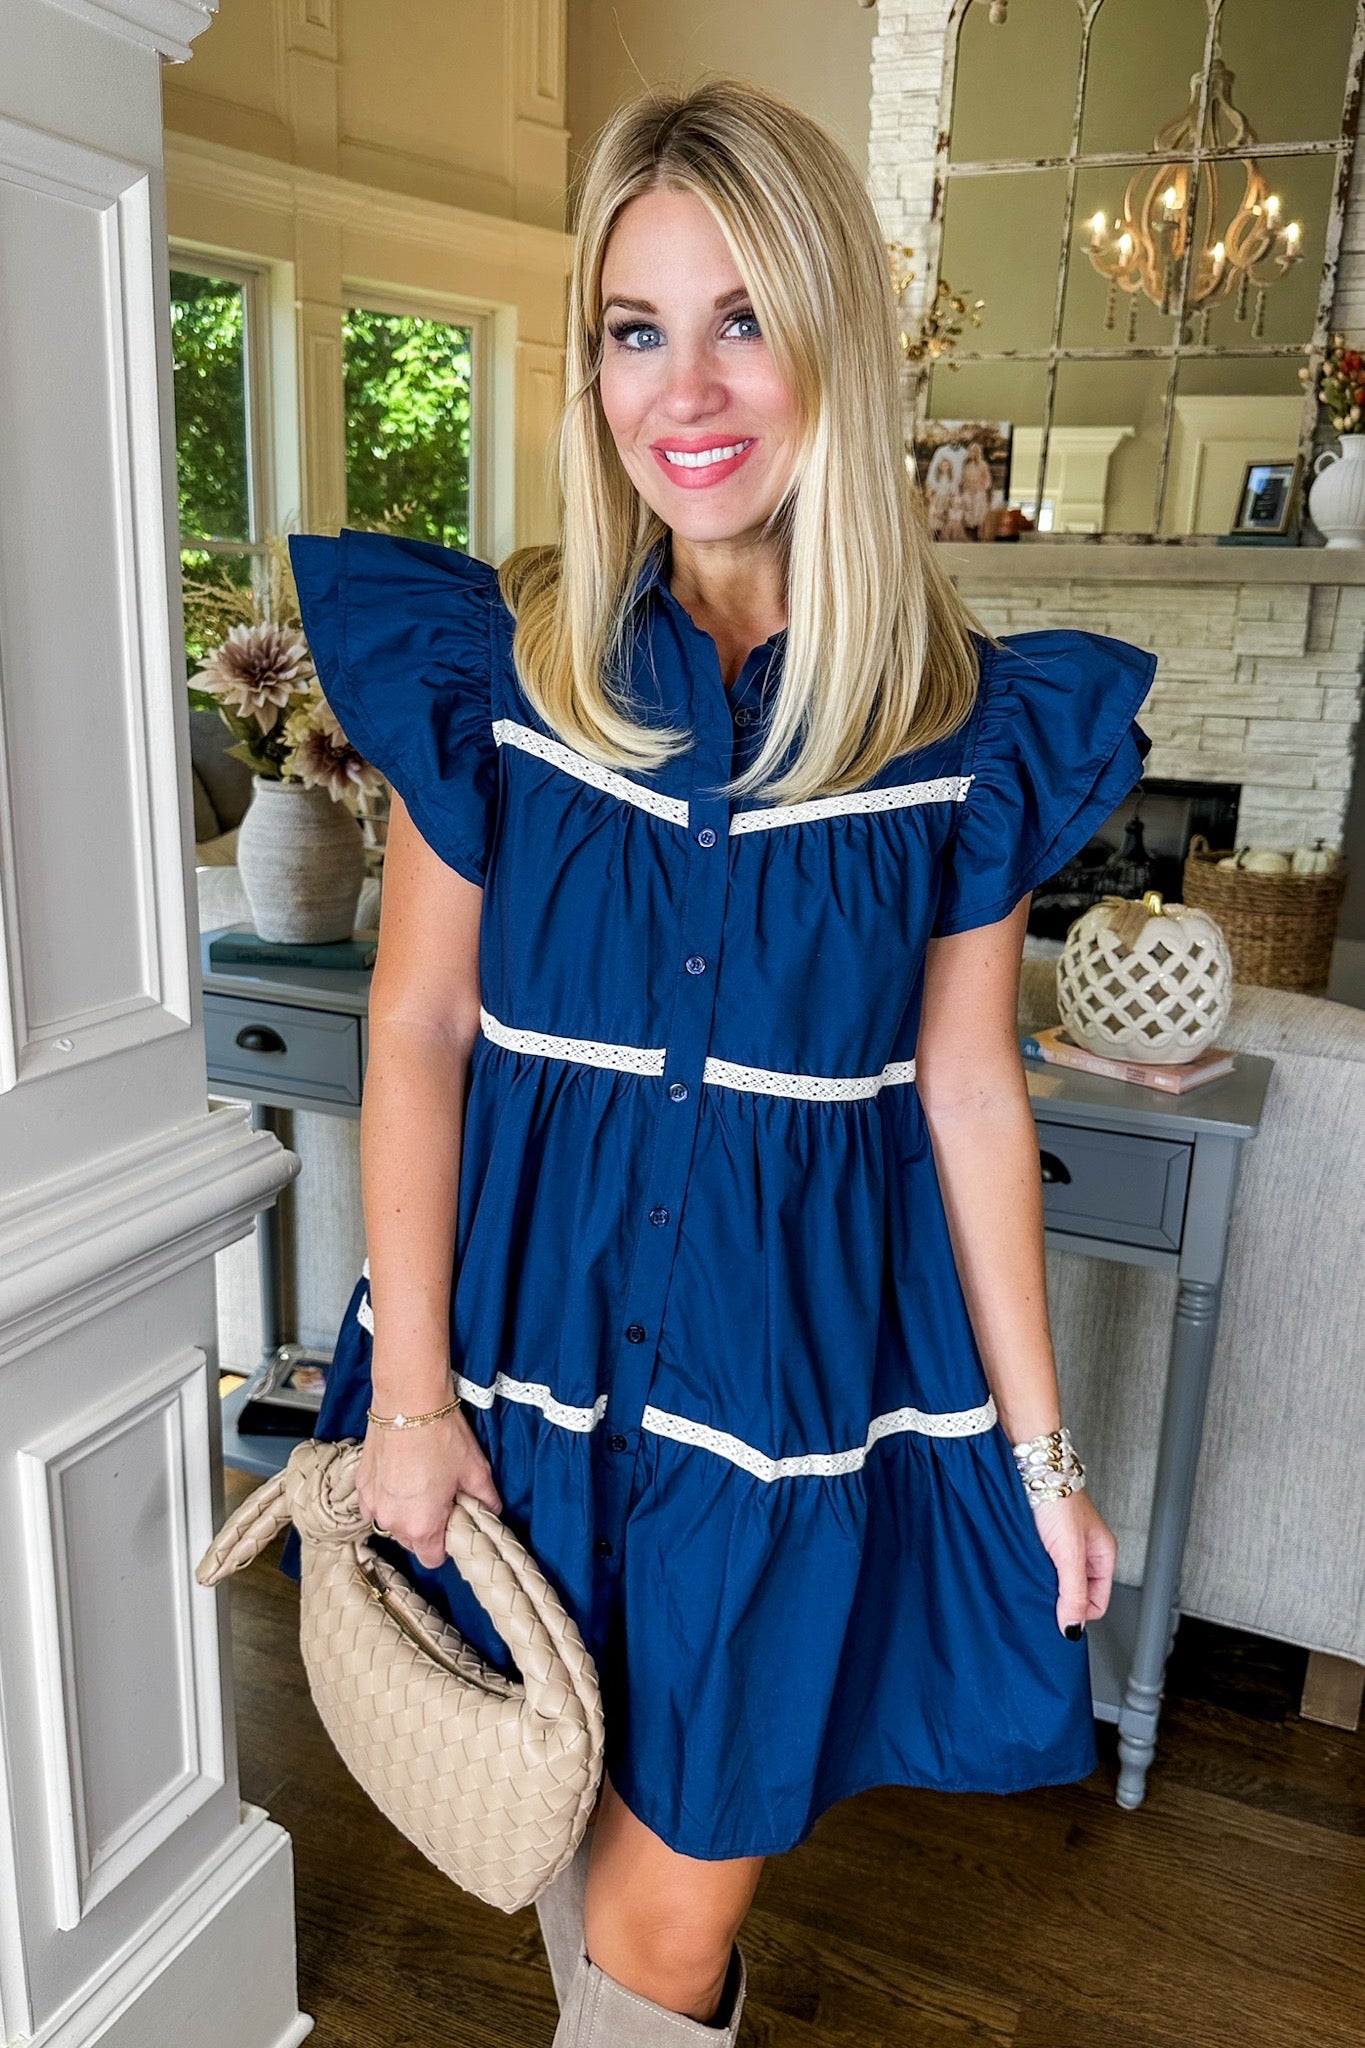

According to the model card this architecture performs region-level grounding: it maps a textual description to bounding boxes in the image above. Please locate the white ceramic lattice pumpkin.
[1056,893,1233,1065]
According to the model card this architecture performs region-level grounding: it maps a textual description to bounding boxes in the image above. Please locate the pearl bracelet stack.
[1010,1425,1087,1509]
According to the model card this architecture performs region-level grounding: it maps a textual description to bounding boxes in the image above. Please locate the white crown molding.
[0,1102,298,1363]
[163,130,572,275]
[41,0,220,64]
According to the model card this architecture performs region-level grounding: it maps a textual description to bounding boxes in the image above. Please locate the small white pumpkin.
[1240,846,1292,874]
[1057,892,1233,1065]
[1290,839,1339,876]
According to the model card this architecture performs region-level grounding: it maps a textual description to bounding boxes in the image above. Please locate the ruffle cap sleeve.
[933,628,1155,937]
[287,528,501,888]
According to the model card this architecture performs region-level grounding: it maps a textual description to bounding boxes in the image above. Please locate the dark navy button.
[696,826,717,848]
[668,1080,689,1102]
[735,705,758,727]
[685,954,707,975]
[608,1432,629,1453]
[649,1205,670,1227]
[594,1537,614,1557]
[625,1323,646,1343]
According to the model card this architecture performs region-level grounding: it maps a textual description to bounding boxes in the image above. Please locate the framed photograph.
[1230,457,1302,537]
[913,420,1014,542]
[237,1346,331,1437]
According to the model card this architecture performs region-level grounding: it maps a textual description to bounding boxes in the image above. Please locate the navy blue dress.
[280,527,1154,1860]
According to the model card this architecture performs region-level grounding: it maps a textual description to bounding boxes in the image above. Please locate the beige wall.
[164,0,570,226]
[162,0,878,554]
[164,0,572,550]
[566,0,877,202]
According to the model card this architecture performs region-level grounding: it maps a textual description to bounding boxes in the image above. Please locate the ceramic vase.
[1308,435,1365,548]
[236,775,365,943]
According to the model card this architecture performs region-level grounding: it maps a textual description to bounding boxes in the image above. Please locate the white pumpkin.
[1057,892,1233,1065]
[1290,839,1339,876]
[1240,847,1292,874]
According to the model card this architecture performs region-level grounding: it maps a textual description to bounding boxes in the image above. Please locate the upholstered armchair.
[1019,957,1365,1709]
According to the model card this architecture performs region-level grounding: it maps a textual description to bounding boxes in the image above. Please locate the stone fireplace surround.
[870,2,1365,867]
[946,550,1365,853]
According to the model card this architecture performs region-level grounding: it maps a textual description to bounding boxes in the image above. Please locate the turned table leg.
[1116,1275,1222,1809]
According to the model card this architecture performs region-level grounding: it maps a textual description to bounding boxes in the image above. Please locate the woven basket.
[1181,836,1347,993]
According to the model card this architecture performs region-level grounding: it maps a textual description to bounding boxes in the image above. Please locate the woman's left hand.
[1031,1490,1118,1637]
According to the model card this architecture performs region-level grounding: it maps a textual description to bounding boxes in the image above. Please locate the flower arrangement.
[1301,333,1365,434]
[186,534,387,865]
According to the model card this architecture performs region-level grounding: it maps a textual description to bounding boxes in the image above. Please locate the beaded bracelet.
[1010,1424,1087,1509]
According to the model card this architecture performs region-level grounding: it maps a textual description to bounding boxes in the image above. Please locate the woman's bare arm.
[916,902,1060,1443]
[351,792,502,1563]
[916,899,1116,1632]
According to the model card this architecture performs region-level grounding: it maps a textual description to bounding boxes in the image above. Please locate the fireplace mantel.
[940,552,1364,854]
[935,543,1365,585]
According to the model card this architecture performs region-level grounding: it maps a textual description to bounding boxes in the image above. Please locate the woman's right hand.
[355,1395,503,1570]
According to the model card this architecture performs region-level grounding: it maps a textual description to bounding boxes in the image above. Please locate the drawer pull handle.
[1039,1149,1072,1186]
[235,1024,287,1054]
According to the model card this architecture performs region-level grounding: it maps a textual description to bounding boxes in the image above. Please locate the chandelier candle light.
[1085,59,1303,344]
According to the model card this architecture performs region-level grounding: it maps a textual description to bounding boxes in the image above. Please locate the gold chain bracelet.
[366,1385,461,1431]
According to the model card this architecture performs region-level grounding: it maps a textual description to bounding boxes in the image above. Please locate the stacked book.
[209,923,378,971]
[1021,1025,1236,1095]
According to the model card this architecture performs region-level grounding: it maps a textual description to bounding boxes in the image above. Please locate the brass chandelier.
[1085,57,1303,342]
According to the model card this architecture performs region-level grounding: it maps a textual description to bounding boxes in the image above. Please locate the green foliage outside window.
[344,308,473,550]
[170,269,251,544]
[168,274,477,667]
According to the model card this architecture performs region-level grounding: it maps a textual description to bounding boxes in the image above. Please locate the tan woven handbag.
[195,1438,603,1913]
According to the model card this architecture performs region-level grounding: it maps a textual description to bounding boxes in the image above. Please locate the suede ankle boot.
[534,1830,593,2008]
[550,1940,747,2045]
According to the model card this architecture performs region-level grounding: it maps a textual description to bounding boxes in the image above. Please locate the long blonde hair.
[499,75,981,806]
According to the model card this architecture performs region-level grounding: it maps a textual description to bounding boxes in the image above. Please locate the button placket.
[594,628,734,1568]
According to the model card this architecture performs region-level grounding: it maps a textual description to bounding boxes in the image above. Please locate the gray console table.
[200,926,1269,1809]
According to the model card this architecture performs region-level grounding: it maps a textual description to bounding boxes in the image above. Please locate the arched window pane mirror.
[922,0,1365,539]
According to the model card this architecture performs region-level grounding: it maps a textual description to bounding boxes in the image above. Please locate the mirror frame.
[919,0,1365,541]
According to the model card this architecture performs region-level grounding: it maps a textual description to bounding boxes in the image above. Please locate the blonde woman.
[959,438,994,538]
[286,76,1152,2047]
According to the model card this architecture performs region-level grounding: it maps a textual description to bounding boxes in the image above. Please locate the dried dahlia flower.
[283,693,385,804]
[196,621,314,732]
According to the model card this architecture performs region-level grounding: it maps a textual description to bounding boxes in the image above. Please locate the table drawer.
[204,993,362,1107]
[1034,1120,1192,1253]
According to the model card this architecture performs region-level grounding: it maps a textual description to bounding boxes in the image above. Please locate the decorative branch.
[900,277,986,367]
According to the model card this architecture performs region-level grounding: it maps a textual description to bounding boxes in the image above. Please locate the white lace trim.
[729,775,972,835]
[493,719,689,826]
[479,1006,666,1076]
[354,1281,611,1431]
[701,1054,916,1099]
[640,1397,998,1480]
[353,1289,996,1473]
[479,1009,916,1099]
[494,719,970,839]
[455,1373,609,1433]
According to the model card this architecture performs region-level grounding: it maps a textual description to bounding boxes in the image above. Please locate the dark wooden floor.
[221,1465,1364,2047]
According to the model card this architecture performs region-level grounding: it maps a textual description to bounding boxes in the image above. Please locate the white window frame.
[167,250,274,574]
[341,282,494,556]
